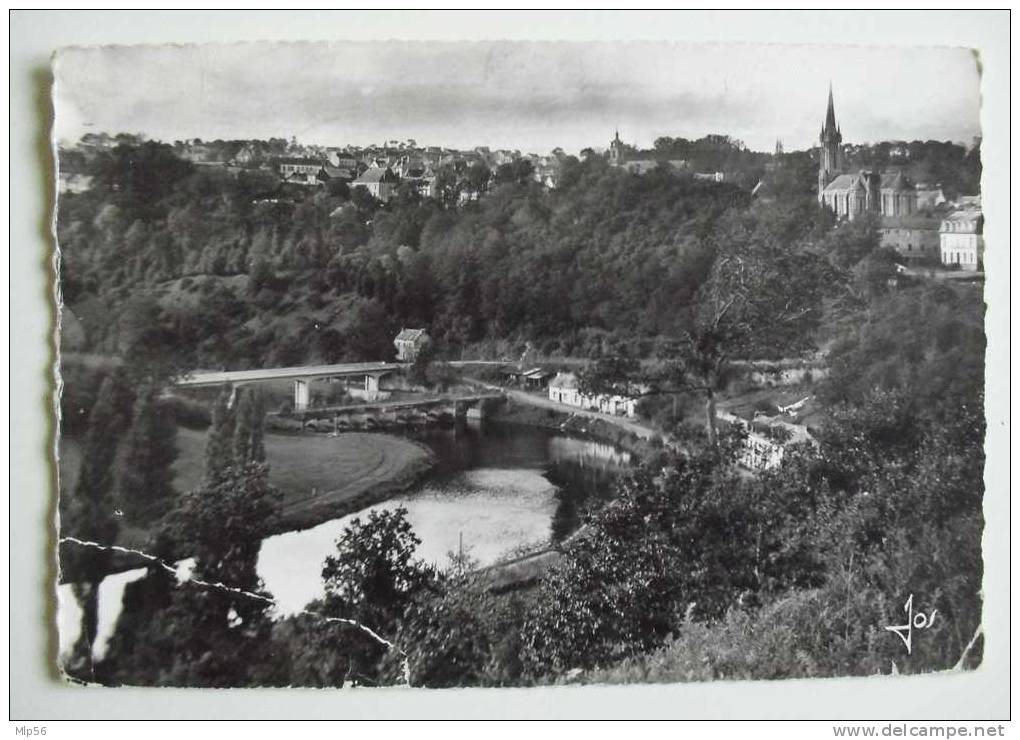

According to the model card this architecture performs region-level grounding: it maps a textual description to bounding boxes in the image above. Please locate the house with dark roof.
[352,166,399,202]
[319,164,354,183]
[880,214,942,263]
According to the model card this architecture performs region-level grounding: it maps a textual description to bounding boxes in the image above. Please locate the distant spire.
[824,82,837,132]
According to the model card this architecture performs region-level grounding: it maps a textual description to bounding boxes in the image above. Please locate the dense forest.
[58,138,860,374]
[57,136,985,687]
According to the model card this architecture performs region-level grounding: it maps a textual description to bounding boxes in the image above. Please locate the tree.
[231,387,266,467]
[204,387,235,485]
[316,508,438,684]
[103,460,283,687]
[113,381,178,525]
[519,453,771,674]
[464,162,492,196]
[494,159,534,187]
[581,209,837,446]
[60,373,133,678]
[432,165,459,209]
[117,294,191,384]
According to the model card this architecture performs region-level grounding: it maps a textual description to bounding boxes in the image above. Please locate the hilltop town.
[60,88,983,274]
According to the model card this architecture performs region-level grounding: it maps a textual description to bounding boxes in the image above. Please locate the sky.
[53,40,982,154]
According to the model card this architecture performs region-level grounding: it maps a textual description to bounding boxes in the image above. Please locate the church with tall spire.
[817,84,843,196]
[816,85,917,220]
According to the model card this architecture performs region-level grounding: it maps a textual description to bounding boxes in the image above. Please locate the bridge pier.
[294,379,310,411]
[364,372,384,401]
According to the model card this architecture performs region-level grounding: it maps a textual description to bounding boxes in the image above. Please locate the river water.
[58,421,630,662]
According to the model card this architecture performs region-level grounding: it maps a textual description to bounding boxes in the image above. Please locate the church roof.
[880,171,913,190]
[822,173,867,192]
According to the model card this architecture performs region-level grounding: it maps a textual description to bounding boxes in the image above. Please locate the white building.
[393,328,431,362]
[939,210,984,271]
[277,157,324,186]
[717,410,815,472]
[547,372,637,418]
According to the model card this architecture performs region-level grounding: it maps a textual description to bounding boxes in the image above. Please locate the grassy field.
[59,428,434,540]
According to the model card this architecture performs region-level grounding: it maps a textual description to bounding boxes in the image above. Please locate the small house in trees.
[716,409,815,471]
[394,328,431,362]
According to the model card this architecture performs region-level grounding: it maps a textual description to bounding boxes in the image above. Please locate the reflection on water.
[260,466,560,615]
[60,421,631,660]
[549,436,632,469]
[260,423,627,616]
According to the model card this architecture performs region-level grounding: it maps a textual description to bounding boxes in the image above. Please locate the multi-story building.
[880,215,942,264]
[277,157,324,185]
[940,210,984,271]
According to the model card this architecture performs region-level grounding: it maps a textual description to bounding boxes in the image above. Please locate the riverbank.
[490,394,660,461]
[58,429,435,580]
[172,428,437,537]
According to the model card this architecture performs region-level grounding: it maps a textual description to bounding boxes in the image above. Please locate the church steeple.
[609,128,625,166]
[818,84,843,201]
[824,83,837,132]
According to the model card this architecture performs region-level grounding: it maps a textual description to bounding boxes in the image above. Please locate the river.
[58,421,631,662]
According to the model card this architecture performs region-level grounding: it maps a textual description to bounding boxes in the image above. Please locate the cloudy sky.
[53,40,981,154]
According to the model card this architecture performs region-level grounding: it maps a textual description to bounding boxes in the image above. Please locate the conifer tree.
[114,381,178,525]
[231,387,266,467]
[61,373,132,677]
[203,386,235,485]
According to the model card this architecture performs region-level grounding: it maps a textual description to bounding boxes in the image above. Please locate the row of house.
[547,372,638,418]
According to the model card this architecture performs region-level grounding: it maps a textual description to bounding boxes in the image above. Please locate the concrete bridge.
[176,361,406,410]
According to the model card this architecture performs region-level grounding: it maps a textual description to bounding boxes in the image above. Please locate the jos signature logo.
[885,594,937,654]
